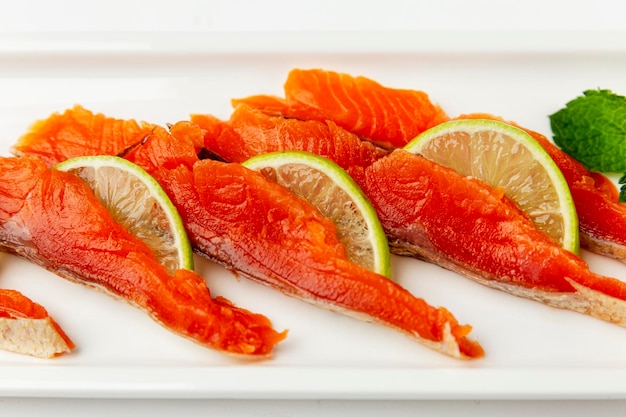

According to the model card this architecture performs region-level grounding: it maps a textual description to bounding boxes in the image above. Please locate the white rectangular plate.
[1,31,626,400]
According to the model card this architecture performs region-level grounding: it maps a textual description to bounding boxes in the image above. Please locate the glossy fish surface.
[196,104,626,327]
[11,107,483,360]
[457,113,626,265]
[232,68,449,149]
[363,150,626,326]
[0,155,285,358]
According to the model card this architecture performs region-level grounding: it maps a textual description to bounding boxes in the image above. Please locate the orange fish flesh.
[0,155,285,358]
[232,69,626,267]
[195,105,626,327]
[11,105,155,166]
[129,123,484,359]
[0,288,75,358]
[456,113,626,264]
[232,68,449,149]
[363,150,626,325]
[191,103,387,189]
[11,106,484,359]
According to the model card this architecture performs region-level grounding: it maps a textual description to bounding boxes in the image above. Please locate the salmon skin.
[0,155,285,358]
[0,289,75,358]
[364,150,626,326]
[457,113,626,265]
[10,106,484,360]
[232,68,449,149]
[194,104,626,327]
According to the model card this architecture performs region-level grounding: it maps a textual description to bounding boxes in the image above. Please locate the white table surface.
[2,1,626,415]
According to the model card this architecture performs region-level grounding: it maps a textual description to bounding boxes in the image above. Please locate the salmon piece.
[11,107,483,359]
[457,113,626,264]
[196,105,626,326]
[0,156,285,358]
[236,69,626,265]
[192,104,388,189]
[230,94,294,117]
[126,124,483,359]
[12,105,156,166]
[164,117,205,153]
[0,289,75,358]
[232,68,450,149]
[188,113,227,157]
[364,150,626,325]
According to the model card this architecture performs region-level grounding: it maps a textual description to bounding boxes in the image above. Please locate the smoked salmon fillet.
[11,105,156,166]
[233,68,626,266]
[194,104,626,327]
[456,113,626,264]
[0,289,75,358]
[0,155,285,358]
[11,106,484,359]
[191,103,387,189]
[232,68,450,149]
[363,150,626,326]
[131,123,483,359]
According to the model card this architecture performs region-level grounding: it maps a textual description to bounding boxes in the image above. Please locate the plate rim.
[2,365,626,400]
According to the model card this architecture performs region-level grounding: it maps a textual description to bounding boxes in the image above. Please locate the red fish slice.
[0,155,285,358]
[232,68,449,149]
[131,123,484,359]
[11,106,484,359]
[191,103,387,189]
[456,113,626,264]
[234,69,626,266]
[0,289,75,358]
[363,150,626,325]
[11,105,156,166]
[195,104,626,327]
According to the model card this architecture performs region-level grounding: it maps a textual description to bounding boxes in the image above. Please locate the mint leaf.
[549,89,626,172]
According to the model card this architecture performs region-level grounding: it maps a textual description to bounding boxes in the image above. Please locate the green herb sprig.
[550,89,626,202]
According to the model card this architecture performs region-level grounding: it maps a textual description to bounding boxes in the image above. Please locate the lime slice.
[404,119,579,254]
[55,155,194,274]
[242,150,392,278]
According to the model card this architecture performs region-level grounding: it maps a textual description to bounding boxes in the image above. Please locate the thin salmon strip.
[128,124,483,359]
[196,105,626,327]
[457,113,626,264]
[0,156,285,358]
[364,150,626,326]
[11,105,156,166]
[192,104,387,188]
[233,69,626,265]
[11,107,483,359]
[0,289,75,358]
[234,68,626,273]
[232,68,449,149]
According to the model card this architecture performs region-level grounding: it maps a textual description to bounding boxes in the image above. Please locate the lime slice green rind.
[404,119,579,254]
[55,155,194,273]
[243,150,392,278]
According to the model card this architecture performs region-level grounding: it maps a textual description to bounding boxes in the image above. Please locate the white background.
[0,0,625,32]
[1,0,626,415]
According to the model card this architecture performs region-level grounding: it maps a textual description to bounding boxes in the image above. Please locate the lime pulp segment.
[55,155,194,274]
[404,119,579,254]
[243,150,392,278]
